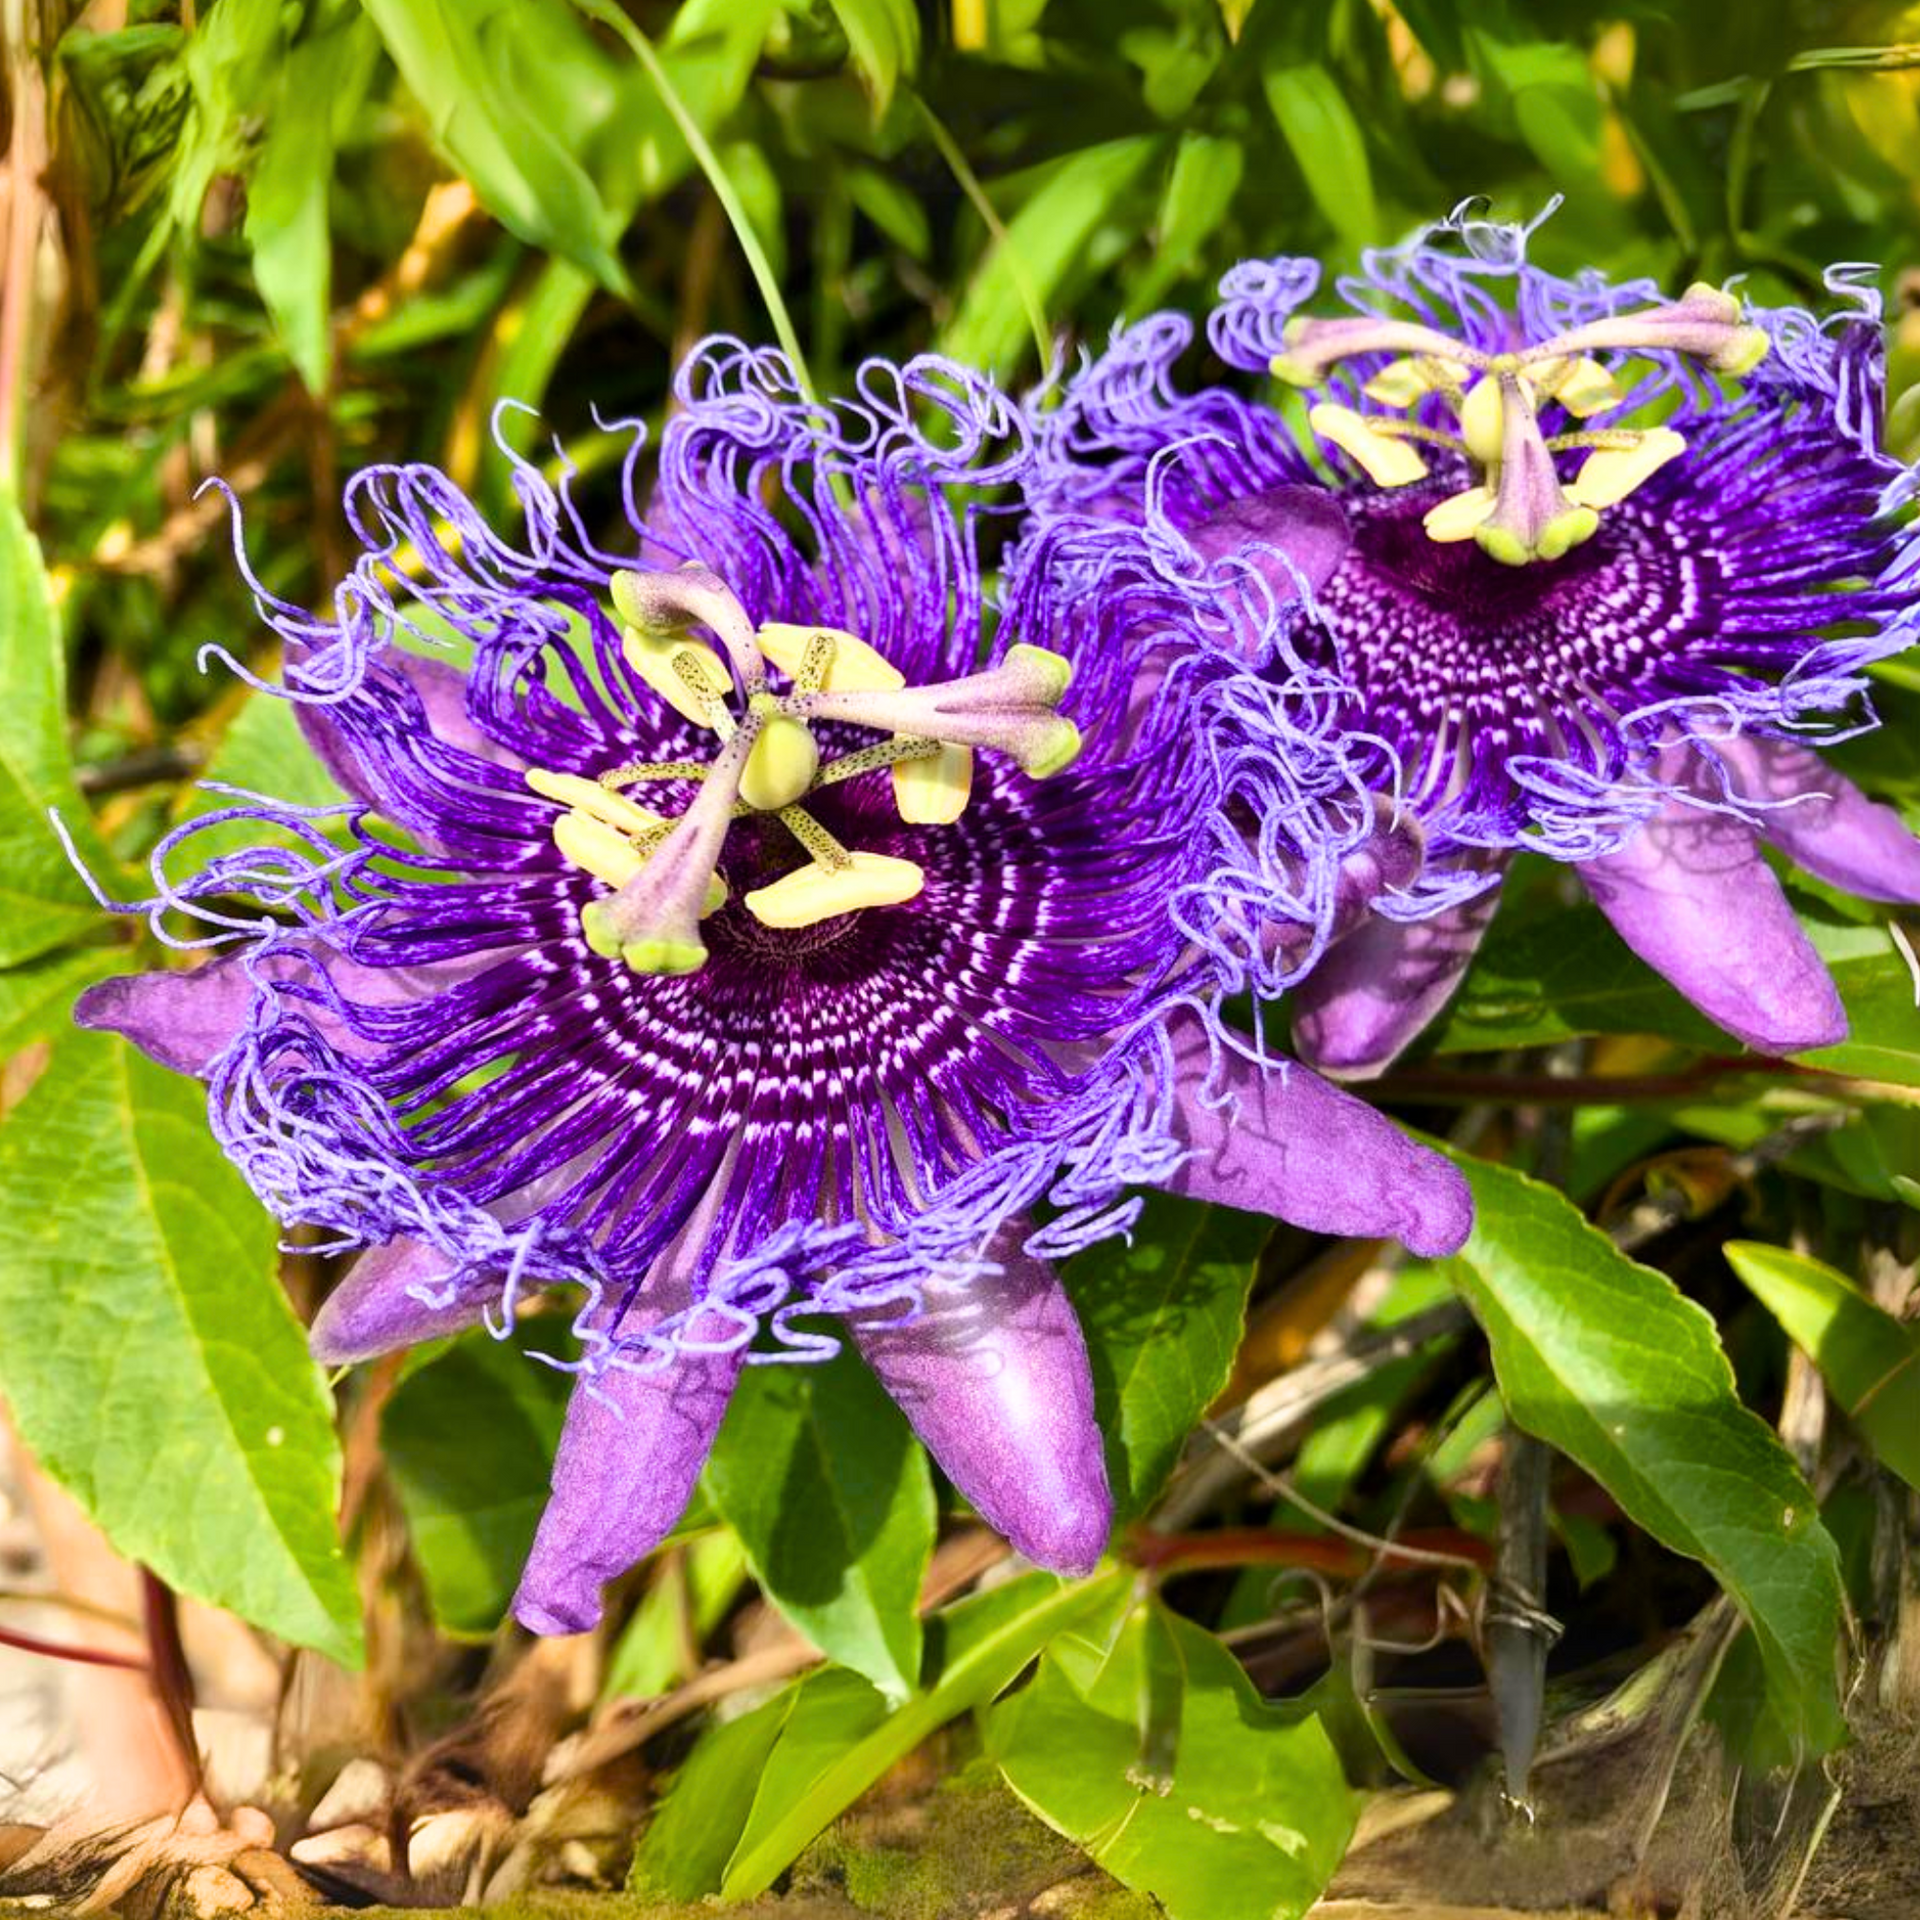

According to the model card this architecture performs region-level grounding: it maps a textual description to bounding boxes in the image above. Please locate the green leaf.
[245,14,379,393]
[0,945,123,1057]
[704,1347,935,1704]
[1129,132,1244,314]
[360,0,632,296]
[1726,1242,1920,1493]
[845,164,931,259]
[1434,893,1727,1054]
[0,494,115,966]
[381,1324,572,1636]
[175,685,359,866]
[1471,34,1607,189]
[717,1568,1131,1899]
[823,0,919,112]
[1438,1147,1844,1753]
[1801,916,1920,1088]
[992,1600,1353,1920]
[1064,1192,1265,1518]
[601,1527,750,1701]
[940,136,1160,378]
[0,1031,360,1663]
[1260,61,1377,253]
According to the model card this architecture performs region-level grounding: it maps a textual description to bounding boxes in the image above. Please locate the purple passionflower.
[1025,206,1920,1076]
[74,344,1469,1633]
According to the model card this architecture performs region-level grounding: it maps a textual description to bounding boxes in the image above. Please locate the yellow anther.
[1524,356,1622,417]
[553,810,644,888]
[1456,377,1508,468]
[893,742,974,824]
[526,767,665,839]
[1307,404,1428,487]
[756,621,906,693]
[1422,486,1496,543]
[1567,427,1687,509]
[739,711,821,812]
[745,851,926,929]
[1362,355,1468,407]
[621,626,730,729]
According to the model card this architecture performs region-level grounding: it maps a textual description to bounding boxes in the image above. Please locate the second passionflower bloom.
[1028,207,1920,1075]
[77,343,1469,1634]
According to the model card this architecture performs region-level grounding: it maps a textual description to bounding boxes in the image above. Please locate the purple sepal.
[853,1222,1111,1576]
[76,954,262,1077]
[294,646,523,810]
[1291,881,1502,1080]
[308,1237,493,1364]
[1186,484,1353,626]
[1709,735,1920,906]
[1162,1012,1471,1257]
[513,1340,745,1635]
[1576,794,1848,1053]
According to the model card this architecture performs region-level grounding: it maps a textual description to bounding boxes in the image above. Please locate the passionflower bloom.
[73,345,1470,1634]
[1026,206,1920,1076]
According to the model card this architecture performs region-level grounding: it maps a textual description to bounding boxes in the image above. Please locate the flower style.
[74,345,1471,1633]
[1026,206,1920,1077]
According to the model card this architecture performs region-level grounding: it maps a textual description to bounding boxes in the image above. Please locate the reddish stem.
[1126,1525,1491,1579]
[0,1620,149,1672]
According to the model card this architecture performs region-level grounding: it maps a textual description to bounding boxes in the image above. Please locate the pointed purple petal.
[853,1224,1110,1576]
[512,1343,745,1636]
[75,953,260,1076]
[296,648,522,809]
[1712,735,1920,906]
[1577,795,1847,1053]
[1162,1012,1471,1257]
[75,938,517,1077]
[1291,887,1501,1080]
[308,1237,494,1364]
[1187,484,1354,615]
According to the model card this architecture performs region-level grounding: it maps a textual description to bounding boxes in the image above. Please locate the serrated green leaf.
[704,1347,934,1704]
[0,1031,360,1664]
[992,1600,1353,1920]
[1064,1192,1265,1518]
[1261,61,1377,252]
[941,136,1160,378]
[717,1568,1130,1899]
[823,0,919,112]
[361,0,632,296]
[0,495,115,966]
[1438,1147,1844,1754]
[382,1324,572,1636]
[1726,1241,1920,1493]
[1802,917,1920,1088]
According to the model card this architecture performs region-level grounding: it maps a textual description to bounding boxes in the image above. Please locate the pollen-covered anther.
[1566,427,1687,510]
[609,563,764,692]
[894,742,974,825]
[1308,404,1429,487]
[745,852,926,929]
[756,621,905,693]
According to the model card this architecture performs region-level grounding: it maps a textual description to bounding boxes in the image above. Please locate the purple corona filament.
[1024,206,1920,1075]
[75,342,1471,1635]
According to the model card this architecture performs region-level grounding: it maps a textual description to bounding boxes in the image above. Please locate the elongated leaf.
[704,1347,934,1704]
[1129,132,1244,314]
[1802,916,1920,1088]
[716,1569,1129,1899]
[941,136,1160,377]
[246,14,379,394]
[1064,1193,1265,1518]
[382,1325,571,1636]
[361,0,631,295]
[992,1600,1352,1920]
[1726,1242,1920,1493]
[1261,61,1377,252]
[0,1031,360,1663]
[601,1527,750,1702]
[1439,1147,1843,1752]
[0,946,122,1057]
[824,0,919,111]
[0,495,114,966]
